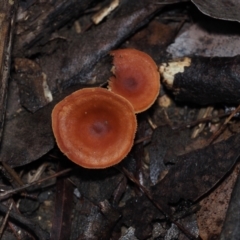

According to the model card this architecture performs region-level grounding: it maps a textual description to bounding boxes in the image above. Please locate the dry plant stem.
[134,136,151,145]
[191,106,214,139]
[0,202,49,240]
[0,168,72,200]
[0,200,13,238]
[207,105,240,145]
[92,0,120,25]
[147,116,157,129]
[119,167,199,240]
[0,0,17,144]
[27,163,49,183]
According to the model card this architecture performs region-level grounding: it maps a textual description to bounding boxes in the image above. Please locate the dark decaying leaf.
[0,0,17,144]
[147,126,190,184]
[192,0,240,22]
[71,198,120,240]
[161,56,240,105]
[14,58,53,113]
[0,100,53,167]
[120,195,165,240]
[50,177,74,240]
[197,162,240,239]
[0,85,80,167]
[71,168,123,203]
[151,133,240,214]
[220,169,240,239]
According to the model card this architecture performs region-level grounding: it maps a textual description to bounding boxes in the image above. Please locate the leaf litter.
[1,0,240,239]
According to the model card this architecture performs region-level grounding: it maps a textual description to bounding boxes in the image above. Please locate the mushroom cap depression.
[109,48,160,113]
[52,88,137,169]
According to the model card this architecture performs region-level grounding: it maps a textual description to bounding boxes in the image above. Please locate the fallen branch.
[160,56,240,105]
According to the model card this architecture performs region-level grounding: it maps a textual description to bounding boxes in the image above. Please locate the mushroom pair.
[52,49,160,168]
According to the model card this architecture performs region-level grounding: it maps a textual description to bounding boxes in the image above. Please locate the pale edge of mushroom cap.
[159,57,191,88]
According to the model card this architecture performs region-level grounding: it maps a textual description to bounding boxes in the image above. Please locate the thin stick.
[0,201,13,238]
[0,168,72,200]
[0,202,49,240]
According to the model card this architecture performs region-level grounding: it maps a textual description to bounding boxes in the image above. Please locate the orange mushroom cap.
[52,88,137,169]
[108,48,160,113]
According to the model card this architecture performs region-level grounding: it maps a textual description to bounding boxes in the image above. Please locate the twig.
[0,202,49,240]
[0,0,18,144]
[1,162,24,187]
[0,168,72,200]
[0,200,13,238]
[134,136,151,145]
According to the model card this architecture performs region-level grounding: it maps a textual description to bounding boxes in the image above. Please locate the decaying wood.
[160,56,240,105]
[0,0,17,144]
[14,0,97,56]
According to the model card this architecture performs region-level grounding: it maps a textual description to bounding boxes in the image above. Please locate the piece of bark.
[160,56,240,105]
[0,1,17,144]
[14,58,53,112]
[14,0,98,56]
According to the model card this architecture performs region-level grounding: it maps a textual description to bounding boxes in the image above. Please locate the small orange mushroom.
[52,88,137,169]
[109,48,160,113]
